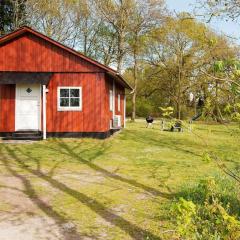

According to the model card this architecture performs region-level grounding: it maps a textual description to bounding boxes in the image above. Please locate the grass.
[0,121,239,239]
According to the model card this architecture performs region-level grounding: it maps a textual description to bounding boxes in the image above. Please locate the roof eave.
[107,72,133,90]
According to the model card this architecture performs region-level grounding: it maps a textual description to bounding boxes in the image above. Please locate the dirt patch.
[0,216,63,240]
[55,170,106,187]
[0,172,104,240]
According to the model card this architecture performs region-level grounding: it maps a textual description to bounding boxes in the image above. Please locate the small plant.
[171,177,240,240]
[224,103,240,128]
[159,106,174,118]
[172,198,197,238]
[202,152,212,163]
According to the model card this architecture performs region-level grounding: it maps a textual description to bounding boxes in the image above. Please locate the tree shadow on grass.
[0,146,95,240]
[2,144,163,240]
[46,139,173,199]
[120,129,203,158]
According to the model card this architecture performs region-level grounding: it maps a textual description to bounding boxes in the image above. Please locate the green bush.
[136,99,155,117]
[126,99,155,117]
[126,100,132,117]
[171,177,240,240]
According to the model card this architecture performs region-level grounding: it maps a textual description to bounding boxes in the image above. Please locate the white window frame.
[57,86,82,111]
[118,94,121,112]
[109,89,113,112]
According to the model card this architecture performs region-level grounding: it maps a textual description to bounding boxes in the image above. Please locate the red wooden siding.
[0,33,102,73]
[0,85,15,132]
[46,73,109,133]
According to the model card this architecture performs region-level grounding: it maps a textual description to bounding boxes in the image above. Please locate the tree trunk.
[177,52,182,120]
[131,37,138,122]
[83,20,88,55]
[132,91,136,121]
[214,80,224,122]
[131,65,137,121]
[117,33,124,73]
[177,101,181,120]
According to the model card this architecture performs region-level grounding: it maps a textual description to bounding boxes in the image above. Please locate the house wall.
[0,73,124,135]
[46,73,110,133]
[0,31,126,135]
[0,84,15,132]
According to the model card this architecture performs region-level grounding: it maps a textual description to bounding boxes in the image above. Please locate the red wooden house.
[0,26,131,140]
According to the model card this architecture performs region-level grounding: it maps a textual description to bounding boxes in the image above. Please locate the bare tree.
[93,0,136,72]
[25,0,82,46]
[0,0,27,35]
[128,0,165,121]
[195,0,240,22]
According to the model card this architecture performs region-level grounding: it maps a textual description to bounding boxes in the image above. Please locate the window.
[118,94,121,112]
[58,87,82,111]
[109,89,113,111]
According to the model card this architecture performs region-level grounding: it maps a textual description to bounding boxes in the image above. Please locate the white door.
[15,84,41,131]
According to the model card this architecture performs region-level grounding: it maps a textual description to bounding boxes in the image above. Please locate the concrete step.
[3,131,43,141]
[3,136,43,141]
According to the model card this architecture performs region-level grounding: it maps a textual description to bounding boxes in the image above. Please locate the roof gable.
[0,26,132,89]
[0,32,101,72]
[0,26,117,74]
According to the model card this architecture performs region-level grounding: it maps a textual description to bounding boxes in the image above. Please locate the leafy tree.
[0,0,27,36]
[93,0,136,72]
[132,14,237,120]
[196,0,240,22]
[25,0,81,46]
[143,15,210,119]
[128,0,165,121]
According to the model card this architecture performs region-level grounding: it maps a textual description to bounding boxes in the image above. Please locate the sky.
[166,0,240,43]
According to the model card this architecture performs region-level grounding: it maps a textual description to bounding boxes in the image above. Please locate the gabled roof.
[0,26,132,89]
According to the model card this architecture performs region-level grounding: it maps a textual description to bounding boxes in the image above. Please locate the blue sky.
[166,0,240,43]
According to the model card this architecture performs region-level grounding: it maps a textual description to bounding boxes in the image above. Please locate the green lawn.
[0,121,239,240]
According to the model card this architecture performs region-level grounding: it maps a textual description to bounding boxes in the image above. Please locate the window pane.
[70,89,79,97]
[60,89,69,97]
[70,98,80,107]
[60,98,69,107]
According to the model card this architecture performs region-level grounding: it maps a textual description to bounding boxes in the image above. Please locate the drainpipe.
[124,94,126,128]
[42,85,48,140]
[112,79,115,120]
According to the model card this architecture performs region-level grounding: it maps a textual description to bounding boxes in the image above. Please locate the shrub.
[126,98,155,118]
[126,100,132,117]
[136,99,155,117]
[171,177,240,240]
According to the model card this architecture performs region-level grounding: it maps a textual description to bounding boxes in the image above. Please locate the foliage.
[195,2,240,123]
[197,0,240,22]
[135,99,155,117]
[0,0,27,35]
[125,14,238,120]
[172,177,240,240]
[173,198,197,237]
[202,151,212,163]
[224,103,240,127]
[159,106,174,118]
